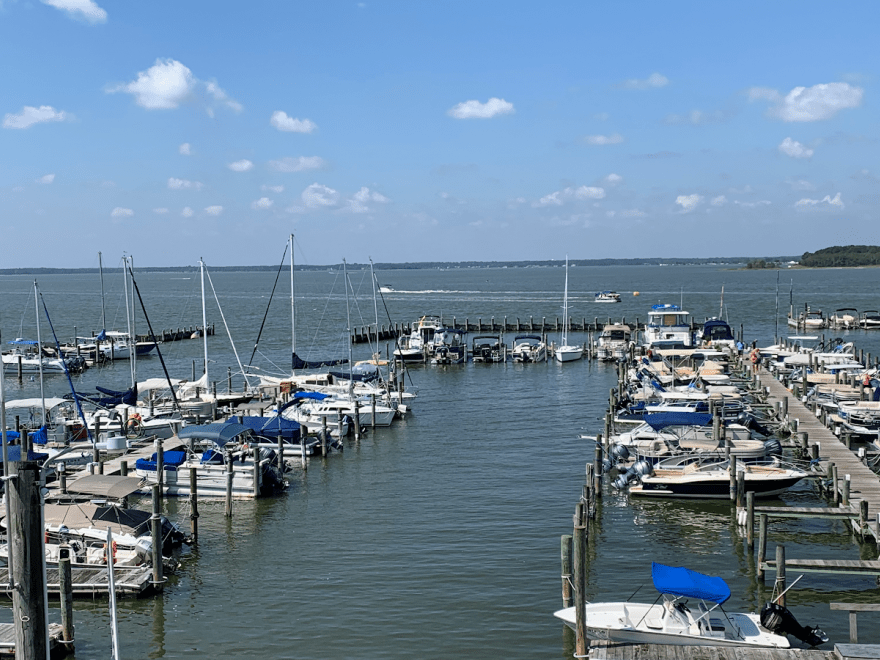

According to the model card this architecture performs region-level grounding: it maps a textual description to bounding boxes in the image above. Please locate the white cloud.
[603,173,623,186]
[179,142,192,156]
[795,193,844,210]
[447,97,515,119]
[664,109,725,125]
[228,159,253,172]
[346,187,390,213]
[585,133,623,145]
[37,174,55,184]
[181,206,194,217]
[261,184,284,193]
[41,0,106,24]
[251,197,273,209]
[269,156,325,172]
[107,58,241,114]
[110,207,133,218]
[778,137,814,159]
[710,195,727,206]
[301,183,339,209]
[749,82,863,122]
[204,205,223,216]
[618,73,668,90]
[167,177,203,190]
[675,194,703,212]
[734,200,772,208]
[270,111,317,133]
[535,186,605,207]
[153,208,169,214]
[3,105,70,129]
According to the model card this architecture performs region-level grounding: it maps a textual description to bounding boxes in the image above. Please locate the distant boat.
[378,286,394,293]
[595,291,622,303]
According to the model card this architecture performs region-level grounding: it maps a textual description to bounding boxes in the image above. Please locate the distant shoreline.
[0,256,799,275]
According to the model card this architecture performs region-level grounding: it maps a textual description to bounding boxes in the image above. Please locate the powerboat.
[511,335,546,363]
[829,308,859,329]
[860,310,880,329]
[471,335,504,363]
[394,315,443,362]
[429,328,467,365]
[554,563,826,648]
[643,304,693,349]
[595,324,633,361]
[595,291,622,303]
[787,307,825,330]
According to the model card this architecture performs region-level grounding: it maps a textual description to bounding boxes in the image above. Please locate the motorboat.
[837,400,880,438]
[429,328,467,365]
[2,339,86,374]
[595,291,622,303]
[510,335,547,363]
[643,304,693,349]
[829,308,859,329]
[472,335,505,363]
[695,318,737,352]
[860,310,880,329]
[394,315,443,362]
[555,258,583,363]
[595,324,633,361]
[624,458,809,499]
[554,563,827,648]
[787,307,825,330]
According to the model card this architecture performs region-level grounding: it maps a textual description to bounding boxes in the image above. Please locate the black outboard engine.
[760,602,829,647]
[610,443,630,462]
[736,412,774,438]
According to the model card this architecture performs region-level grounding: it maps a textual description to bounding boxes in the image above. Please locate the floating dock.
[589,640,853,660]
[0,566,156,598]
[0,622,67,658]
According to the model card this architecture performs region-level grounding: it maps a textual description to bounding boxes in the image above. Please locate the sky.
[1,1,877,267]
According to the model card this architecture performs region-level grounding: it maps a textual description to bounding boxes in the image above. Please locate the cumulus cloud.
[41,0,107,24]
[181,207,194,217]
[269,156,325,172]
[795,193,844,210]
[204,205,223,216]
[228,159,253,172]
[447,97,514,119]
[585,133,624,145]
[3,105,71,129]
[261,184,284,193]
[535,186,605,207]
[346,187,390,213]
[179,142,192,155]
[270,111,317,133]
[153,208,169,214]
[675,194,703,212]
[110,207,133,218]
[251,197,273,209]
[37,174,55,184]
[711,195,727,206]
[167,177,203,190]
[748,82,863,122]
[618,73,668,90]
[778,137,814,159]
[106,58,241,114]
[603,173,623,186]
[302,183,339,209]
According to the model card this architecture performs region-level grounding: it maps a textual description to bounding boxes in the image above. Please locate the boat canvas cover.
[178,422,249,447]
[651,562,731,604]
[292,352,349,370]
[643,412,713,431]
[63,474,145,500]
[226,415,301,442]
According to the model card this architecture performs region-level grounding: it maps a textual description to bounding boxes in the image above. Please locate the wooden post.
[736,469,745,508]
[9,460,48,660]
[300,434,308,471]
[252,446,261,498]
[832,464,840,504]
[746,491,755,551]
[151,484,163,588]
[593,443,602,500]
[58,544,74,649]
[774,545,786,606]
[225,451,234,517]
[120,459,128,477]
[757,514,768,580]
[93,418,101,463]
[189,467,199,543]
[560,534,573,607]
[321,416,328,458]
[278,434,285,471]
[371,394,377,430]
[729,455,738,501]
[810,444,819,461]
[155,439,165,498]
[859,500,869,540]
[572,501,587,659]
[842,474,850,507]
[354,400,361,442]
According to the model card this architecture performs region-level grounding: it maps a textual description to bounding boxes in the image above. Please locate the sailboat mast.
[343,259,354,389]
[123,256,134,387]
[201,258,208,386]
[562,256,569,346]
[99,251,106,331]
[290,234,296,366]
[130,255,137,385]
[370,259,380,352]
[34,280,46,427]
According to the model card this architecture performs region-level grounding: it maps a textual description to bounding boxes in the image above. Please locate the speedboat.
[472,335,504,363]
[787,307,825,330]
[510,335,546,363]
[429,328,467,365]
[595,291,622,303]
[829,308,859,329]
[595,324,633,361]
[643,304,693,349]
[695,318,737,352]
[554,563,827,648]
[394,315,443,362]
[861,310,880,329]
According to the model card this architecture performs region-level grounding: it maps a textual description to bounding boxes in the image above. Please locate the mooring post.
[301,435,307,471]
[757,514,768,580]
[252,444,261,498]
[59,544,74,650]
[225,451,234,517]
[594,443,602,499]
[842,474,850,507]
[278,433,285,471]
[832,464,840,504]
[560,534,573,608]
[371,394,376,430]
[746,491,755,551]
[573,501,587,659]
[736,469,745,508]
[151,484,164,589]
[729,455,738,501]
[354,400,361,442]
[155,439,165,499]
[774,545,786,606]
[859,500,869,540]
[189,467,199,543]
[321,416,328,457]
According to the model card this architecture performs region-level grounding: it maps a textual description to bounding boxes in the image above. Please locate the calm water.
[1,264,879,658]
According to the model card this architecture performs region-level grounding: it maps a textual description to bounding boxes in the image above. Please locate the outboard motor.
[610,443,630,462]
[760,602,829,647]
[612,467,641,490]
[736,412,773,438]
[631,459,654,478]
[601,458,613,474]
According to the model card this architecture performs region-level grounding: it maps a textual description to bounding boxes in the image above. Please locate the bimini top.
[178,422,250,447]
[651,304,682,312]
[644,412,713,431]
[651,562,731,604]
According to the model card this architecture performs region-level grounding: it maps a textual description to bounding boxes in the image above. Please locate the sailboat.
[555,257,583,363]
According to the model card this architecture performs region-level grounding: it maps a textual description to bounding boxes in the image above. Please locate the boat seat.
[644,615,663,630]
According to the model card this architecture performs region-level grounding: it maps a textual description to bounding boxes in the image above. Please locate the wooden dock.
[0,566,156,598]
[760,366,880,543]
[0,622,67,658]
[589,640,840,659]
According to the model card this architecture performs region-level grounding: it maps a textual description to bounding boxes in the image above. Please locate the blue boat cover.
[651,562,731,604]
[226,415,301,441]
[135,450,188,472]
[178,422,250,447]
[293,391,330,401]
[8,339,38,345]
[292,352,348,370]
[644,412,713,431]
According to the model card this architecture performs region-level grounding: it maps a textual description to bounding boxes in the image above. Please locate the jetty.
[0,623,67,658]
[0,566,156,598]
[588,640,855,660]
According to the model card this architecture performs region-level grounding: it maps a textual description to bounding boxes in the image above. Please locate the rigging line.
[37,291,93,443]
[127,265,181,414]
[248,243,289,369]
[203,264,251,390]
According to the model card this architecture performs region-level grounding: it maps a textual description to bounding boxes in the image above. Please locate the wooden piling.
[560,534,573,608]
[151,484,163,588]
[189,467,199,543]
[321,416,328,457]
[746,491,755,551]
[225,452,233,517]
[573,501,587,659]
[774,545,786,606]
[729,455,738,501]
[736,470,745,508]
[58,544,74,649]
[757,514,768,580]
[252,445,261,498]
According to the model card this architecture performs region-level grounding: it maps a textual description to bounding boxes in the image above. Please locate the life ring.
[863,374,871,387]
[125,416,144,439]
[102,541,118,563]
[750,349,760,364]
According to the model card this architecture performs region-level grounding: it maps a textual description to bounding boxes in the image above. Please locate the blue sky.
[1,1,877,267]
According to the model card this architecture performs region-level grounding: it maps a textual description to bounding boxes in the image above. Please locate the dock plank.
[589,641,837,659]
[0,566,156,597]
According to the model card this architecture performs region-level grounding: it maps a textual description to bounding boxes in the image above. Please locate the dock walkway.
[0,566,155,597]
[589,640,841,659]
[760,367,880,543]
[0,622,66,657]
